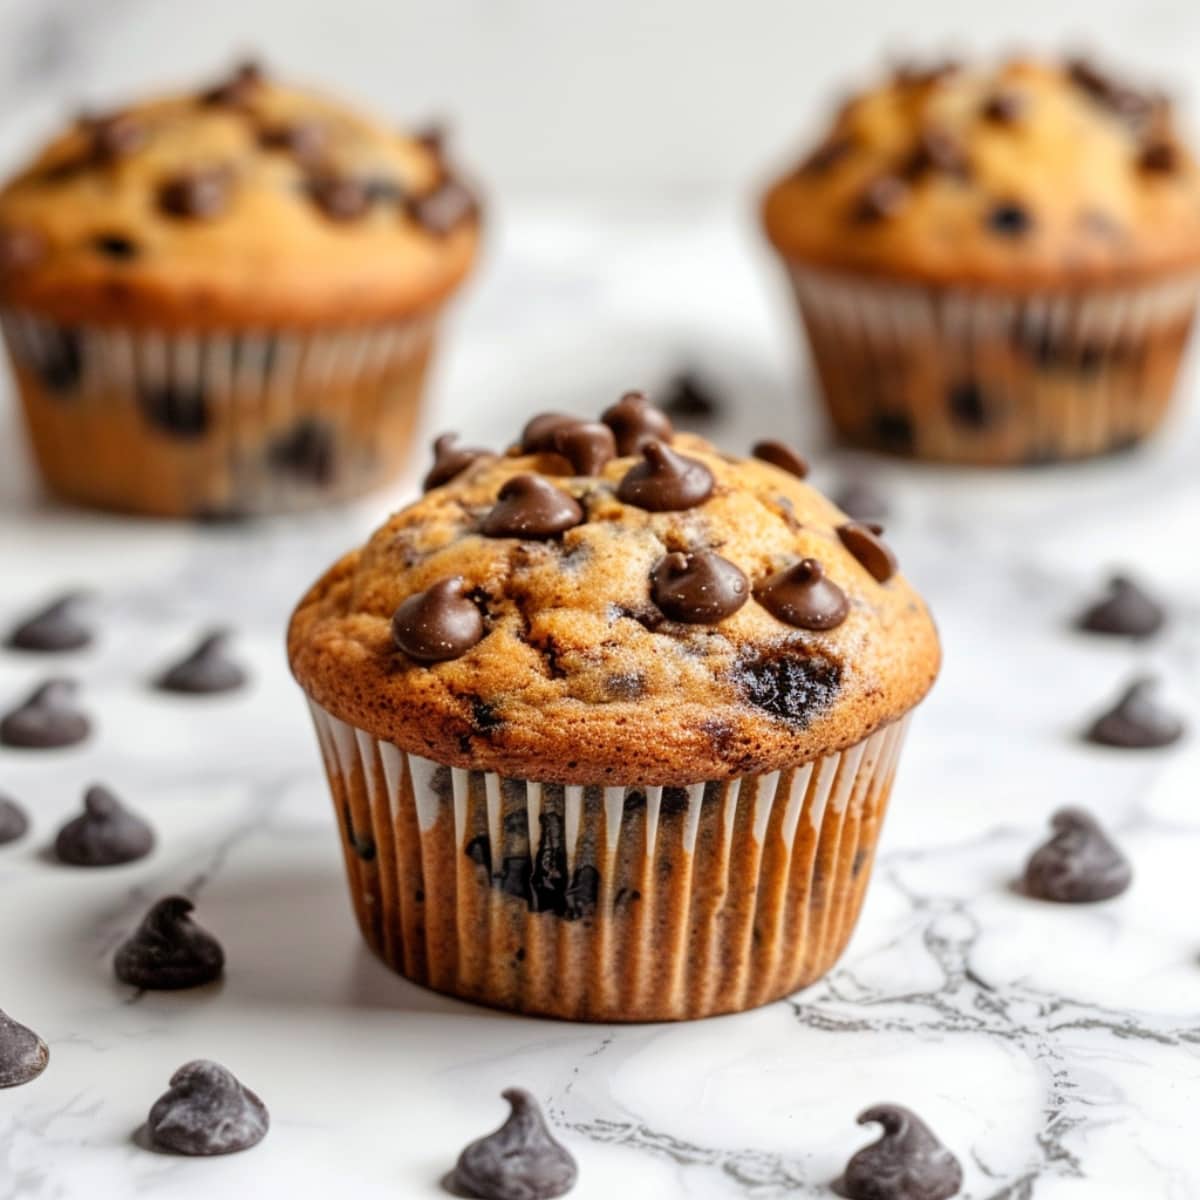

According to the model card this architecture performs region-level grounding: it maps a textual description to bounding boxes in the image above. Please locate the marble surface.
[1,201,1199,1199]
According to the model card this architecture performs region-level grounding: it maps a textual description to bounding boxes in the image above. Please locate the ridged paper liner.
[788,266,1200,465]
[1,310,436,517]
[307,700,912,1022]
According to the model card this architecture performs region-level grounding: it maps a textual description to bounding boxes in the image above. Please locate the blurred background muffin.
[762,55,1200,465]
[0,60,480,518]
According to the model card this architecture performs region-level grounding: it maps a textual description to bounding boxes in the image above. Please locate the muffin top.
[762,56,1200,289]
[0,61,479,329]
[288,395,940,786]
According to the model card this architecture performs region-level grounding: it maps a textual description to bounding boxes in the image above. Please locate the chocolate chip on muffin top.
[289,394,939,786]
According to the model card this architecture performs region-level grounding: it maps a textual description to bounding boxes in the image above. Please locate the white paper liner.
[307,700,912,1022]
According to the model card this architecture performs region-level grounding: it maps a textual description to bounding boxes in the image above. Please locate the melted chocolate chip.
[201,60,265,108]
[838,522,897,583]
[392,578,485,663]
[0,226,46,273]
[1085,676,1185,749]
[520,412,578,454]
[27,326,83,394]
[801,135,853,174]
[1023,807,1132,903]
[854,176,909,222]
[6,591,92,652]
[987,201,1033,236]
[451,1088,578,1200]
[0,679,90,748]
[616,441,714,511]
[481,475,584,538]
[834,478,890,522]
[54,785,155,867]
[147,1060,269,1156]
[156,630,247,695]
[408,178,477,235]
[413,123,447,157]
[0,1009,48,1089]
[873,411,916,453]
[424,433,492,490]
[158,169,230,219]
[92,233,139,260]
[87,112,145,162]
[1138,139,1179,173]
[138,383,210,437]
[551,420,615,476]
[661,371,721,419]
[752,440,809,478]
[841,1104,963,1200]
[756,559,849,630]
[307,175,372,221]
[735,651,842,726]
[0,795,29,845]
[982,91,1026,124]
[1067,58,1159,128]
[1076,574,1165,639]
[115,896,225,989]
[893,57,962,88]
[904,127,970,179]
[651,551,749,624]
[258,120,328,164]
[601,391,674,455]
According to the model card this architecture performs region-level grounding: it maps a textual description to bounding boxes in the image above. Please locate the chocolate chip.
[601,391,674,455]
[756,559,849,630]
[451,1088,578,1200]
[54,785,154,867]
[981,91,1026,123]
[156,630,247,695]
[838,522,898,583]
[0,796,29,846]
[752,440,809,478]
[987,201,1032,236]
[735,650,842,726]
[1138,139,1179,173]
[258,120,328,164]
[0,1009,48,1089]
[1067,58,1159,128]
[200,60,265,107]
[0,679,89,748]
[425,433,493,490]
[834,478,890,522]
[841,1104,962,1200]
[32,327,83,393]
[268,419,336,485]
[1076,574,1165,639]
[873,411,915,453]
[903,127,970,179]
[660,371,721,419]
[0,225,46,273]
[520,412,579,454]
[86,112,145,162]
[91,232,139,260]
[115,896,225,989]
[147,1060,269,1156]
[616,441,714,511]
[651,551,749,624]
[138,383,210,437]
[800,135,853,174]
[408,177,477,235]
[1023,807,1132,903]
[481,475,584,538]
[392,577,485,663]
[1085,676,1185,749]
[6,591,92,652]
[307,175,372,221]
[947,381,990,428]
[893,57,962,88]
[550,420,615,476]
[853,176,909,222]
[413,122,447,157]
[158,169,230,220]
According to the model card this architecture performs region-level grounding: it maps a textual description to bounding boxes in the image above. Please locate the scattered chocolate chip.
[91,232,139,260]
[854,176,909,222]
[138,383,210,437]
[834,478,890,522]
[307,175,372,221]
[756,559,849,631]
[551,421,615,476]
[6,591,92,652]
[735,650,842,726]
[1138,139,1179,173]
[156,630,247,695]
[54,785,154,867]
[0,225,46,273]
[115,896,225,989]
[425,433,492,490]
[392,578,485,663]
[873,411,915,453]
[158,169,230,220]
[837,522,897,583]
[258,120,328,164]
[752,440,809,478]
[982,91,1026,124]
[987,201,1032,236]
[0,796,29,845]
[660,371,721,419]
[651,551,749,624]
[1023,807,1132,903]
[601,391,674,455]
[268,419,336,485]
[904,127,970,179]
[520,412,579,454]
[86,111,145,162]
[451,1088,578,1200]
[616,441,714,511]
[841,1104,962,1200]
[1076,574,1165,639]
[200,60,265,108]
[1067,58,1159,128]
[947,381,990,429]
[147,1060,268,1156]
[481,475,584,538]
[0,1009,48,1089]
[0,679,89,748]
[1085,676,1184,749]
[408,177,477,235]
[800,135,853,174]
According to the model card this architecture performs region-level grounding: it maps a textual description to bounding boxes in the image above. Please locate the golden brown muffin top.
[288,396,940,786]
[0,61,479,329]
[762,56,1200,289]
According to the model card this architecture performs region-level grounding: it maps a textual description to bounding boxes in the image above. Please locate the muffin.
[0,61,480,517]
[762,56,1200,465]
[288,394,940,1021]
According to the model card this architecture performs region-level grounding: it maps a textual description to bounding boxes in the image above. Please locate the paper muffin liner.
[1,310,438,517]
[306,699,912,1022]
[786,265,1200,465]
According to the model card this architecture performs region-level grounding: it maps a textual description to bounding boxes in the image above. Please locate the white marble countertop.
[1,201,1198,1200]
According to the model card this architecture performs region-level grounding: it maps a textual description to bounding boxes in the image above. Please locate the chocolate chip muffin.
[762,55,1200,465]
[288,394,940,1021]
[0,61,480,517]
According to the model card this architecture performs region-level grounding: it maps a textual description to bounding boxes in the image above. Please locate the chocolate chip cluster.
[393,392,900,665]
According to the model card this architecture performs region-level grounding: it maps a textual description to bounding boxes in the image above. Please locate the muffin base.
[788,266,1200,465]
[2,311,437,517]
[307,700,912,1022]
